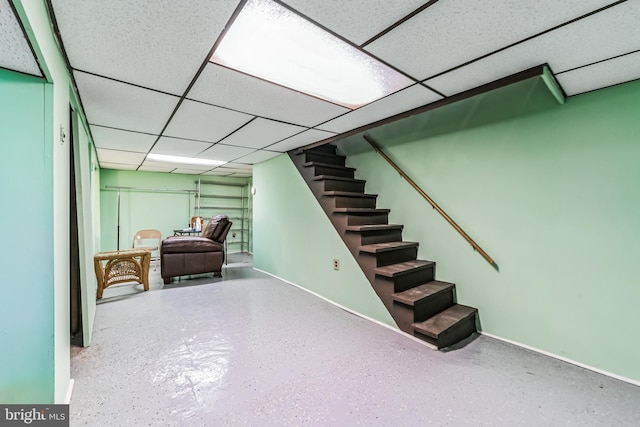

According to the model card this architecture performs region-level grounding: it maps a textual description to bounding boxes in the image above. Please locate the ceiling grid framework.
[3,0,630,176]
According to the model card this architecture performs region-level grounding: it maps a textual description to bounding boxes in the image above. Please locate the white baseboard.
[65,379,75,404]
[479,332,640,387]
[253,268,640,388]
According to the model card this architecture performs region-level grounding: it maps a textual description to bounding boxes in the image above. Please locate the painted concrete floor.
[71,253,640,426]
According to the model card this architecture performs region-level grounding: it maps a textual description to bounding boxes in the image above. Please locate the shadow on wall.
[340,76,561,154]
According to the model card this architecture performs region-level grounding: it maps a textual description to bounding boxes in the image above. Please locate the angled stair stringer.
[289,144,478,349]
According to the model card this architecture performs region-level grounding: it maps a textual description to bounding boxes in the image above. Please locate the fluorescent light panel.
[211,0,412,109]
[147,153,226,166]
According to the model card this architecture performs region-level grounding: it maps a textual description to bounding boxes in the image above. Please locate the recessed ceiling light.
[211,0,413,109]
[147,153,226,166]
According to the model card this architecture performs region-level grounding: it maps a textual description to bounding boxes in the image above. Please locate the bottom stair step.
[412,304,478,349]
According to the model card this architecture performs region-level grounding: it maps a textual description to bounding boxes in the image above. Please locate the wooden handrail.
[364,135,498,271]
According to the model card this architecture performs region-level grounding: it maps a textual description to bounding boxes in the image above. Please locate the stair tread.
[374,259,432,277]
[334,207,390,214]
[296,150,345,160]
[393,281,454,306]
[360,242,418,255]
[345,224,403,232]
[323,191,377,198]
[295,145,336,155]
[412,305,478,338]
[313,175,366,183]
[303,161,355,171]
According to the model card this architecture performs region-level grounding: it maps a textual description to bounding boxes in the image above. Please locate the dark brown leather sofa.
[160,215,232,284]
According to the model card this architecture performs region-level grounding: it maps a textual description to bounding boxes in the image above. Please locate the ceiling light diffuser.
[211,0,413,109]
[147,153,226,166]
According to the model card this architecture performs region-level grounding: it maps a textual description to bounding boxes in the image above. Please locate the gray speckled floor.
[71,253,640,426]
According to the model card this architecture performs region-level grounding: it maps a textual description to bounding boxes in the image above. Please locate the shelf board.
[200,206,248,210]
[199,195,246,200]
[197,180,248,187]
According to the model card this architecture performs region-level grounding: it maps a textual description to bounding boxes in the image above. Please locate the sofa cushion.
[161,236,223,254]
[203,215,230,241]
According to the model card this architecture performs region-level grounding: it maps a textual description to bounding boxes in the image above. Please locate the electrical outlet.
[333,259,340,271]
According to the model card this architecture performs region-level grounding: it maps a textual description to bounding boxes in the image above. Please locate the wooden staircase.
[289,144,478,349]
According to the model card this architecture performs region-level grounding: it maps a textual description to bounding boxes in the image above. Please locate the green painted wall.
[99,170,250,252]
[337,77,640,381]
[0,69,54,403]
[253,154,395,326]
[3,0,100,402]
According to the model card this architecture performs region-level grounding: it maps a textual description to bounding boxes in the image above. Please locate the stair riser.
[305,145,336,155]
[367,247,418,268]
[334,213,389,227]
[414,314,477,349]
[413,290,455,322]
[329,196,377,209]
[392,289,454,335]
[321,179,365,193]
[304,152,345,166]
[344,229,403,247]
[376,266,435,294]
[312,165,354,178]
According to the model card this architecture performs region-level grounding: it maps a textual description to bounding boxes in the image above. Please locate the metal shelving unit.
[195,179,251,252]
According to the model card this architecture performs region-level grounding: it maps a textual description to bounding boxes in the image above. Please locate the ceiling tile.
[50,0,238,95]
[197,144,255,162]
[556,51,640,96]
[219,118,306,149]
[75,71,179,134]
[224,163,253,170]
[171,168,208,175]
[150,136,212,156]
[99,162,138,171]
[138,165,177,173]
[164,99,254,143]
[201,170,233,176]
[96,148,146,165]
[210,167,251,174]
[233,150,281,164]
[188,64,349,127]
[283,0,426,45]
[0,1,41,76]
[317,84,443,134]
[90,125,156,153]
[366,0,618,81]
[425,2,640,96]
[266,129,337,152]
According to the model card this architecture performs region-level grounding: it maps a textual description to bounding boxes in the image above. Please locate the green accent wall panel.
[99,170,250,252]
[253,154,395,326]
[0,69,55,403]
[339,78,640,381]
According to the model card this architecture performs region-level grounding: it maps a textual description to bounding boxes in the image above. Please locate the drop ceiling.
[3,0,639,177]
